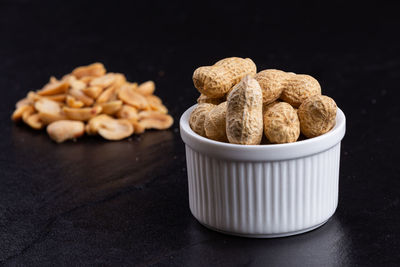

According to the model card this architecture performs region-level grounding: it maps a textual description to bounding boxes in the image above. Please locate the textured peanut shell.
[189,103,214,137]
[263,102,300,144]
[197,94,224,105]
[255,69,287,104]
[47,120,85,143]
[298,95,337,138]
[204,101,228,142]
[226,76,263,145]
[193,57,257,98]
[280,74,321,108]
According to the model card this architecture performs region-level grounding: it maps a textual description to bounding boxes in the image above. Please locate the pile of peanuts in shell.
[11,63,173,143]
[190,57,337,145]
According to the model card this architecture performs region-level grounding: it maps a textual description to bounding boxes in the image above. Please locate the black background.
[1,0,400,266]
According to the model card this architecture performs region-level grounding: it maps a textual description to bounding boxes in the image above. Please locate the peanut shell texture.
[193,57,257,98]
[263,102,300,144]
[189,103,215,137]
[226,75,263,145]
[204,101,228,142]
[298,95,337,138]
[280,74,321,108]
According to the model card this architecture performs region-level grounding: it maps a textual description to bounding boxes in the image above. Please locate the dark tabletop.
[1,0,400,266]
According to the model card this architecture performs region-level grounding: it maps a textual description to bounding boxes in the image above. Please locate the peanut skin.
[226,75,263,145]
[298,95,337,138]
[193,57,257,98]
[263,102,300,144]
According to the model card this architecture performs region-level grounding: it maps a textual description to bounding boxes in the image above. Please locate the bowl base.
[198,219,329,238]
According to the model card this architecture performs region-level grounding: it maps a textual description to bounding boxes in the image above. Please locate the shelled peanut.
[190,57,337,145]
[11,63,173,143]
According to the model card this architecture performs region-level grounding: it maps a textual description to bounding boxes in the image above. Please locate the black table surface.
[1,1,400,266]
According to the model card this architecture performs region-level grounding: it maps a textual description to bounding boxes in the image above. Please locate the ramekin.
[180,104,346,238]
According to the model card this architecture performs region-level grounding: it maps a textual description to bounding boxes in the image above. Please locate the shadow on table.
[174,215,353,267]
[10,124,176,211]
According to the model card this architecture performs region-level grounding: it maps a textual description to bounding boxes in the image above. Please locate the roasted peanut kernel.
[63,75,87,91]
[15,98,33,108]
[72,63,106,79]
[34,98,61,114]
[63,106,102,121]
[22,106,36,122]
[35,98,66,124]
[146,95,168,114]
[69,88,94,106]
[12,62,173,142]
[90,73,117,88]
[97,118,134,140]
[66,95,85,108]
[138,111,174,130]
[12,105,33,121]
[79,76,97,85]
[132,120,145,134]
[86,114,113,135]
[47,120,85,143]
[96,87,117,104]
[136,81,155,95]
[118,84,149,109]
[82,86,103,99]
[44,94,67,103]
[98,100,123,115]
[37,81,69,96]
[24,113,43,130]
[116,105,138,121]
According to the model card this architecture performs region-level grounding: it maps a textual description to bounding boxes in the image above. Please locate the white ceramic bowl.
[180,105,346,238]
